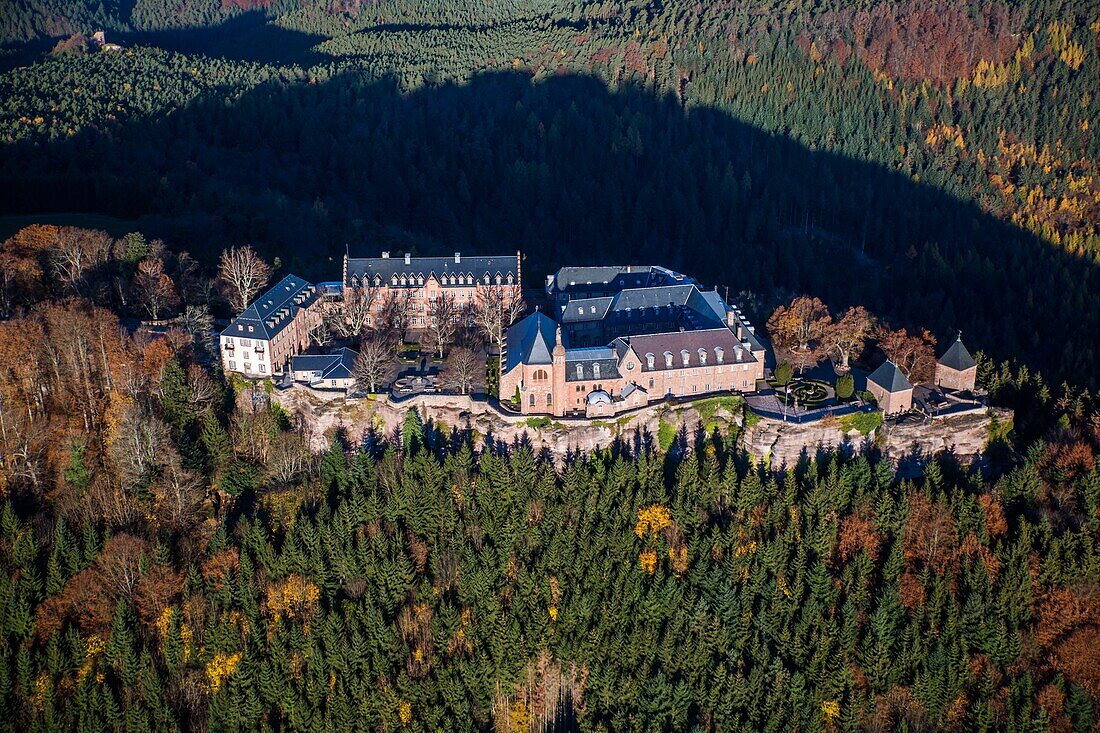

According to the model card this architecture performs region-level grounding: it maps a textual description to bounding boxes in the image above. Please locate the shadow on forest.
[0,11,327,69]
[1,70,1098,386]
[111,11,328,65]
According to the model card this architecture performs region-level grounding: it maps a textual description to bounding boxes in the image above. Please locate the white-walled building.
[220,275,322,378]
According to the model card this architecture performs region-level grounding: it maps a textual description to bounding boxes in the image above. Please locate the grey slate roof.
[938,335,976,372]
[292,348,358,381]
[867,360,913,393]
[564,346,621,382]
[504,312,558,371]
[222,274,318,341]
[346,253,517,288]
[559,284,725,331]
[622,329,758,372]
[546,265,694,297]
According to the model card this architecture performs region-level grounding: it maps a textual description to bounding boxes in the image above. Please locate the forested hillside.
[0,257,1098,730]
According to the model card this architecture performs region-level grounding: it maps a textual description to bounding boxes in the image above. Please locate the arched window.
[532,369,548,382]
[593,363,601,378]
[530,394,536,406]
[576,364,583,379]
[546,393,552,405]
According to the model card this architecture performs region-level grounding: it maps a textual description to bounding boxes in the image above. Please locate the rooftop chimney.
[404,253,411,265]
[381,251,390,258]
[454,252,461,263]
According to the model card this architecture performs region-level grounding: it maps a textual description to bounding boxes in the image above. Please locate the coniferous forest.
[1,0,1100,731]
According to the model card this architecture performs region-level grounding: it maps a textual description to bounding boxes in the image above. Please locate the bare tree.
[152,458,205,533]
[442,347,480,395]
[179,304,215,352]
[133,257,179,321]
[425,292,458,358]
[52,227,112,296]
[268,430,312,486]
[332,282,382,339]
[309,318,333,349]
[354,337,396,394]
[217,245,272,313]
[378,289,414,346]
[473,284,525,359]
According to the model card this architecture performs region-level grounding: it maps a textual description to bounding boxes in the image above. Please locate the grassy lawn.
[657,418,677,452]
[839,410,883,435]
[690,395,745,423]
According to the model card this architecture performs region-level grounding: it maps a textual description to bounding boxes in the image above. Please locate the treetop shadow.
[1,69,1096,387]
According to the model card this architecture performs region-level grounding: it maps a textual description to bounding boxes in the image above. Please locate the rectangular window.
[229,361,236,370]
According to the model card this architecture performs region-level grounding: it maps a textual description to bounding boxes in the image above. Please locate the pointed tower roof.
[504,311,557,372]
[938,333,976,372]
[868,359,913,393]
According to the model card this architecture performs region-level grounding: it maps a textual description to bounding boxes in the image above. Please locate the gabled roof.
[292,348,357,381]
[867,360,913,393]
[346,253,516,288]
[221,274,318,340]
[938,335,976,372]
[623,329,757,371]
[564,346,620,382]
[504,312,557,371]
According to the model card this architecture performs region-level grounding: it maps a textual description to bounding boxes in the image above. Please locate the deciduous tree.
[217,245,271,314]
[354,337,396,394]
[442,347,479,395]
[876,326,938,383]
[826,306,876,371]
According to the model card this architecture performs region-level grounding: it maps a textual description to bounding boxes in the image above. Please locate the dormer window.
[681,349,690,366]
[495,274,502,285]
[484,274,490,284]
[646,352,655,369]
[417,275,424,285]
[715,347,724,363]
[698,348,707,365]
[506,274,514,285]
[664,351,673,368]
[593,363,601,378]
[391,275,398,285]
[576,364,583,379]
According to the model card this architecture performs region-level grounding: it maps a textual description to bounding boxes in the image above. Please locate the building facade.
[220,275,322,377]
[866,360,914,415]
[934,334,977,392]
[502,267,766,417]
[291,348,357,391]
[343,251,521,330]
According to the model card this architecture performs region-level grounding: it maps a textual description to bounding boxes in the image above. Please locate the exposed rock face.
[742,406,1013,469]
[880,407,1013,468]
[274,387,1011,474]
[743,416,865,467]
